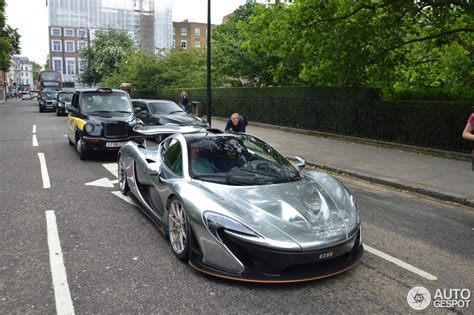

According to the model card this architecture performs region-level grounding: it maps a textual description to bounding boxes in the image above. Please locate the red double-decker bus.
[38,70,63,92]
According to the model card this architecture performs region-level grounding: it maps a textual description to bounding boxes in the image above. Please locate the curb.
[301,160,474,208]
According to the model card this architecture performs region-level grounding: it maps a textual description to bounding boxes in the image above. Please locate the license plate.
[106,141,127,148]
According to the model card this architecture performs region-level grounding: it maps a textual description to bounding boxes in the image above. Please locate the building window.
[77,41,87,51]
[180,28,187,36]
[78,58,85,73]
[172,40,175,48]
[65,40,75,52]
[194,40,200,48]
[180,40,187,49]
[51,28,61,36]
[66,58,76,75]
[52,40,62,52]
[194,27,200,35]
[65,29,74,37]
[77,29,87,39]
[173,28,175,35]
[52,57,62,72]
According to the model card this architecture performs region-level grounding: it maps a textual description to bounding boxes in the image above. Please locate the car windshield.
[58,93,73,102]
[186,134,301,185]
[148,101,184,114]
[81,91,132,114]
[43,91,58,99]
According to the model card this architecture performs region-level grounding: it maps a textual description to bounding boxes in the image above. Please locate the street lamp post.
[206,0,212,126]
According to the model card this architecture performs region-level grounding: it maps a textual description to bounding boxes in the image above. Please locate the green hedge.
[134,87,472,153]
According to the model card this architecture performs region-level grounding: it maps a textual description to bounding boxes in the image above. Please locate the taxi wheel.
[76,136,88,160]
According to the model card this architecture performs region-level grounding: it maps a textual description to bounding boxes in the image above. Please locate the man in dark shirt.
[224,112,247,133]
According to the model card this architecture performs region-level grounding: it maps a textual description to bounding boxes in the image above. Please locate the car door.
[66,93,82,143]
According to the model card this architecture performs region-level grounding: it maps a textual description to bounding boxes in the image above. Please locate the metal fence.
[138,88,473,153]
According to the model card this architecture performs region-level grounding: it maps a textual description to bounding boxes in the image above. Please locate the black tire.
[76,135,88,160]
[39,107,44,113]
[56,109,60,116]
[117,154,130,195]
[168,196,190,261]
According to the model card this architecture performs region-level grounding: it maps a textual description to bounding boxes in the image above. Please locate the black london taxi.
[66,88,144,160]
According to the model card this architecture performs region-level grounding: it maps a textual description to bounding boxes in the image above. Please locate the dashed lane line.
[45,210,75,315]
[364,244,438,281]
[38,153,50,189]
[33,135,38,147]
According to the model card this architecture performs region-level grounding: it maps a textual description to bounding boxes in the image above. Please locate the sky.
[5,0,247,66]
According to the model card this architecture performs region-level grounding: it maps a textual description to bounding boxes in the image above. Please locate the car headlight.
[203,211,259,243]
[351,195,360,225]
[84,123,94,134]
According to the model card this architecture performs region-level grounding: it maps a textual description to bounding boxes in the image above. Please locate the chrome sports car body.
[118,126,363,283]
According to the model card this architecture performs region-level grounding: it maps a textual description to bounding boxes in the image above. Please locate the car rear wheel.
[118,154,130,195]
[168,197,190,261]
[76,136,88,160]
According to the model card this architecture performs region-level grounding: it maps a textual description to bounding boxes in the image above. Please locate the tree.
[0,1,20,71]
[212,0,473,97]
[102,48,209,93]
[80,29,135,86]
[30,61,42,86]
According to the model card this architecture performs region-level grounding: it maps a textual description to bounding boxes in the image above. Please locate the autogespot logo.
[407,286,432,311]
[407,286,471,311]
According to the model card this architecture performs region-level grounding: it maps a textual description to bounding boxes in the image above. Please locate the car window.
[162,138,183,176]
[58,93,73,102]
[80,91,132,113]
[148,101,184,114]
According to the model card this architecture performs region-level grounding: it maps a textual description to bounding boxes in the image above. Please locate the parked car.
[117,126,363,282]
[66,88,144,160]
[131,99,209,128]
[55,91,73,116]
[39,90,58,112]
[21,91,33,100]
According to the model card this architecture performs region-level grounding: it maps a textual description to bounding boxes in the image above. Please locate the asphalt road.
[1,99,473,314]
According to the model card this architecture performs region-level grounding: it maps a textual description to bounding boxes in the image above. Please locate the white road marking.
[45,210,75,315]
[33,124,36,133]
[33,135,39,147]
[37,153,50,189]
[103,163,118,178]
[85,177,116,188]
[111,191,137,206]
[364,244,438,281]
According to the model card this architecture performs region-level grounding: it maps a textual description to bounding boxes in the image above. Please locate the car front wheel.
[168,197,190,261]
[118,154,130,195]
[76,136,88,160]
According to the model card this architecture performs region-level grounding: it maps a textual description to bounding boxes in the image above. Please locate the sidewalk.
[211,119,474,207]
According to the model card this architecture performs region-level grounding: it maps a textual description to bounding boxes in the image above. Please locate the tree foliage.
[0,0,20,71]
[212,0,474,98]
[80,29,135,86]
[30,61,41,84]
[102,48,209,91]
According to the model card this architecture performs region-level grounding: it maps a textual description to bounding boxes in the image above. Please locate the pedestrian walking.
[179,91,189,112]
[462,111,474,171]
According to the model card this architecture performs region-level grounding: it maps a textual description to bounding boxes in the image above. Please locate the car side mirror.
[67,105,77,114]
[134,107,141,113]
[141,110,149,117]
[294,156,306,170]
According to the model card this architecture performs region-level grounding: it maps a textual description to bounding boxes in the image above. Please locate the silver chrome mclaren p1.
[117,126,363,283]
